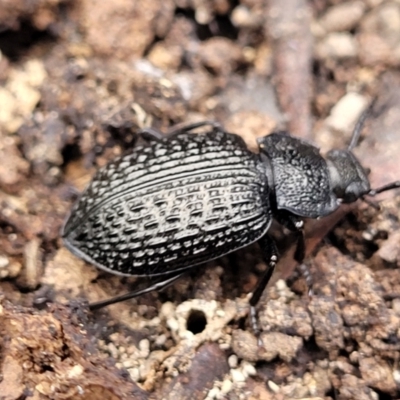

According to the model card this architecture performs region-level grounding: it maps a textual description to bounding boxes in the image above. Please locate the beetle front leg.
[250,235,279,337]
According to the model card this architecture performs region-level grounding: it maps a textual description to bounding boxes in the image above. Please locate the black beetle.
[62,105,400,322]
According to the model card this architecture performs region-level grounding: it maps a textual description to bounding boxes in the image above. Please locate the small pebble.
[66,364,84,379]
[362,228,378,241]
[275,279,287,292]
[155,334,167,347]
[167,318,179,332]
[0,255,9,268]
[268,380,280,393]
[393,299,400,315]
[128,367,140,382]
[393,370,400,385]
[326,92,368,132]
[316,33,358,60]
[241,361,257,377]
[221,378,233,394]
[349,351,360,363]
[139,339,150,358]
[122,359,136,369]
[231,368,246,383]
[206,387,220,399]
[228,354,238,369]
[320,1,366,32]
[107,342,119,359]
[160,301,175,318]
[216,309,225,317]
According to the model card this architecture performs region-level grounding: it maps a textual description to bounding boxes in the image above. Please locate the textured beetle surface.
[63,120,399,311]
[259,134,338,218]
[62,129,272,276]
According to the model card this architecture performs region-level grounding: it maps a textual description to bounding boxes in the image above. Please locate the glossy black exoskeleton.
[62,107,400,323]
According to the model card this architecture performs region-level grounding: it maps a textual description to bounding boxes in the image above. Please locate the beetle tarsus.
[298,262,314,297]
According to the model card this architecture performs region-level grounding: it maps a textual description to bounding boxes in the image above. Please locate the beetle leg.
[166,120,222,136]
[275,211,315,294]
[138,121,223,143]
[293,227,305,263]
[298,262,314,297]
[137,127,166,142]
[250,235,279,337]
[88,272,186,311]
[275,212,305,263]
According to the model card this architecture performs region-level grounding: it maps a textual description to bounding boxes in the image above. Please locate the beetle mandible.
[62,104,400,323]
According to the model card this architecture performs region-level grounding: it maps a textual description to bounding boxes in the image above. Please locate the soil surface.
[1,0,400,399]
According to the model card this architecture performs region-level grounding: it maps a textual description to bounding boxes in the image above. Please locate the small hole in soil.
[375,389,394,400]
[61,143,82,165]
[186,309,207,334]
[40,364,55,373]
[0,20,55,61]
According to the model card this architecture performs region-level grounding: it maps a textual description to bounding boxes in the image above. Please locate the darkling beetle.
[62,101,400,330]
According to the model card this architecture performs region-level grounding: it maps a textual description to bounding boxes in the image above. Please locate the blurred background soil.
[0,0,400,399]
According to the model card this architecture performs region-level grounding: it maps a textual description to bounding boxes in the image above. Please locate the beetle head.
[326,149,371,203]
[326,98,400,203]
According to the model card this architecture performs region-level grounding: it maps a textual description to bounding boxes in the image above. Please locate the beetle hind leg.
[137,127,165,142]
[138,121,223,142]
[88,271,186,311]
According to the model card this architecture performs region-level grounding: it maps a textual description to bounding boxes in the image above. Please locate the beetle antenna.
[348,97,377,151]
[368,181,400,197]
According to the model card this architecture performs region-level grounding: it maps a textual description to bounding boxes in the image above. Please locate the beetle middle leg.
[275,211,305,263]
[275,211,314,292]
[249,235,279,336]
